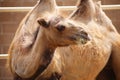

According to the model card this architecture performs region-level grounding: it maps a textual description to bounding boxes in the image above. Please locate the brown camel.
[55,0,120,80]
[8,0,90,80]
[8,0,120,80]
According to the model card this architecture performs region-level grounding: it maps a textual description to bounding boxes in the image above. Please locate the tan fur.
[36,0,120,80]
[8,0,57,78]
[8,0,90,79]
[8,0,120,80]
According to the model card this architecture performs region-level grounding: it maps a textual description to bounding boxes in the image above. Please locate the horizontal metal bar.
[0,7,33,12]
[102,5,120,10]
[0,5,120,12]
[0,54,8,59]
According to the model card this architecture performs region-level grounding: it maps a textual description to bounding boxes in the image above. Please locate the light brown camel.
[8,0,90,80]
[8,0,120,80]
[54,0,120,80]
[49,0,119,80]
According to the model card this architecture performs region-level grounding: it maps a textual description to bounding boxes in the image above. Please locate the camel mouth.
[77,35,90,44]
[69,31,90,44]
[78,31,90,44]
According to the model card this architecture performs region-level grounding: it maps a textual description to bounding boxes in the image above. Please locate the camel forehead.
[48,15,64,26]
[48,16,78,27]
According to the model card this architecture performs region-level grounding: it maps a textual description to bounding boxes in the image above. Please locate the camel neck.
[27,30,56,79]
[32,29,56,53]
[28,49,55,80]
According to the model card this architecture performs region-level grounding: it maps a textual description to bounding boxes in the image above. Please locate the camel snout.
[76,30,90,44]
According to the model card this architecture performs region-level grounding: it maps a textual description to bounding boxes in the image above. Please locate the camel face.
[37,16,90,46]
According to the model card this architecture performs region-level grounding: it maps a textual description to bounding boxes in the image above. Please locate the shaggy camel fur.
[56,0,120,80]
[8,0,120,80]
[8,0,90,80]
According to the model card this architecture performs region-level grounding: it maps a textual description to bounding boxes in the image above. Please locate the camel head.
[37,15,90,47]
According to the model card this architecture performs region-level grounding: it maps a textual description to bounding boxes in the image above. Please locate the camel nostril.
[80,31,88,37]
[56,25,65,32]
[80,31,89,38]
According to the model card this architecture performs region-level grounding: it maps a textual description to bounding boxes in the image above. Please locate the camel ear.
[69,0,95,22]
[37,19,49,28]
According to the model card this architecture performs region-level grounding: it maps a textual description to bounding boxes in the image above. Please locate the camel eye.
[56,25,65,32]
